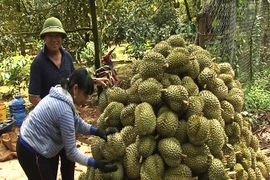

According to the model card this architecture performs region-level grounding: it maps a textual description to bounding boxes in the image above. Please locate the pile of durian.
[79,35,270,180]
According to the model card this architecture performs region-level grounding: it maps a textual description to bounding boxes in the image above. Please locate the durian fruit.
[234,163,249,180]
[123,143,141,179]
[255,166,264,179]
[126,78,143,104]
[131,59,142,75]
[181,76,199,96]
[158,137,183,167]
[218,62,235,77]
[142,50,166,64]
[182,143,212,175]
[220,100,235,123]
[91,136,105,160]
[130,73,141,85]
[120,125,138,146]
[197,67,217,89]
[102,133,126,161]
[79,33,270,180]
[173,119,189,144]
[156,109,179,137]
[199,90,222,120]
[161,85,189,114]
[137,78,163,106]
[152,41,172,58]
[218,73,236,90]
[163,164,192,180]
[139,60,164,81]
[140,154,165,180]
[190,50,213,71]
[134,102,156,136]
[186,44,204,54]
[102,161,124,180]
[247,167,257,180]
[139,51,167,81]
[96,112,108,130]
[136,135,157,158]
[107,86,128,105]
[120,103,137,126]
[226,88,245,113]
[184,95,204,119]
[207,77,229,100]
[102,101,124,129]
[225,122,241,144]
[208,158,230,180]
[171,46,189,55]
[181,58,200,80]
[78,166,103,180]
[98,88,110,112]
[257,161,269,179]
[165,51,190,74]
[223,143,237,170]
[187,115,210,145]
[161,73,181,88]
[166,34,186,48]
[206,119,226,159]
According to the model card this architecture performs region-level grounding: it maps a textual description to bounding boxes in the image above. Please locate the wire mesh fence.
[199,0,270,82]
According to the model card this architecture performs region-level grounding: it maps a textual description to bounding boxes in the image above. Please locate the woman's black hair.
[60,67,94,95]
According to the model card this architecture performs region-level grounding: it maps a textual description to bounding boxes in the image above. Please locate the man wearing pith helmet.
[28,17,76,180]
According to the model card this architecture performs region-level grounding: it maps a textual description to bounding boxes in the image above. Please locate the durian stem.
[181,153,187,158]
[163,63,169,68]
[139,156,143,164]
[183,100,189,104]
[224,143,234,150]
[207,154,214,159]
[160,89,167,93]
[228,171,237,178]
[235,151,242,155]
[203,84,207,89]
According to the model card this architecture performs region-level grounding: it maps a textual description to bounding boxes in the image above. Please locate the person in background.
[28,17,109,180]
[17,67,117,180]
[28,16,107,106]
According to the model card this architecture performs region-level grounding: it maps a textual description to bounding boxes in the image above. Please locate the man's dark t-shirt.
[28,46,75,99]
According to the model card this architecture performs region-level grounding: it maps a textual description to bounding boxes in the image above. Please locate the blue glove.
[95,128,117,141]
[94,160,118,173]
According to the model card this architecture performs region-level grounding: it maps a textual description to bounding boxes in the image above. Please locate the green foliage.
[80,41,95,65]
[176,21,197,43]
[101,0,197,59]
[0,0,200,62]
[243,69,270,113]
[0,54,33,92]
[78,41,96,75]
[125,42,154,60]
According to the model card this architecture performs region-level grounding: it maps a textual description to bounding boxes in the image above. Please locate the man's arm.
[28,54,43,106]
[29,95,41,107]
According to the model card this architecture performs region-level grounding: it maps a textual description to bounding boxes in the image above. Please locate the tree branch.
[184,0,192,21]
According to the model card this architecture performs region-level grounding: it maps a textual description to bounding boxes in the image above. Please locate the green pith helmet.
[40,17,67,39]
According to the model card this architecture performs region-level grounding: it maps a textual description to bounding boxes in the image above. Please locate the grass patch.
[111,44,130,61]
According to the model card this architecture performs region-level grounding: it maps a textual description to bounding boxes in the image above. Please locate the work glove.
[95,127,117,141]
[94,160,118,173]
